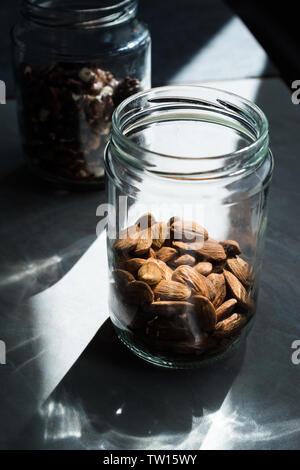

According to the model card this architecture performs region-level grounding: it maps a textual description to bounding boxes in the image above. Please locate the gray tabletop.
[1,1,300,451]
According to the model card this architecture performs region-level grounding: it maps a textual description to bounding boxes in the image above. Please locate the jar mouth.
[109,85,269,180]
[22,0,137,28]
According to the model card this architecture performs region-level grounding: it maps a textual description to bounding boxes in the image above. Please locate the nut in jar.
[109,214,254,366]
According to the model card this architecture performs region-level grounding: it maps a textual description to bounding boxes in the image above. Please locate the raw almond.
[152,259,173,281]
[196,239,227,262]
[135,213,156,229]
[138,261,162,286]
[127,280,154,305]
[172,265,209,298]
[194,262,213,276]
[151,222,169,249]
[122,258,147,274]
[192,295,217,332]
[171,220,208,243]
[220,239,241,257]
[223,270,248,308]
[154,280,191,301]
[204,276,216,301]
[132,228,152,256]
[215,298,238,322]
[207,273,226,308]
[113,269,135,292]
[113,230,140,255]
[214,313,247,339]
[226,256,253,287]
[173,254,196,267]
[155,246,177,262]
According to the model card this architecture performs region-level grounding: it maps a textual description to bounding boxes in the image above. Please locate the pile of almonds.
[111,214,253,360]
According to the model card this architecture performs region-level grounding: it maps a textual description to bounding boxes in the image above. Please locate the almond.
[173,335,218,355]
[207,273,226,308]
[151,222,169,249]
[154,280,191,301]
[135,213,156,229]
[194,262,213,276]
[220,239,241,257]
[145,300,194,317]
[172,265,209,298]
[113,230,140,255]
[223,270,248,308]
[196,239,227,262]
[192,295,217,332]
[173,254,196,267]
[122,257,147,274]
[214,313,247,339]
[226,256,253,287]
[204,276,216,301]
[171,220,208,243]
[152,259,173,281]
[126,280,154,305]
[215,299,238,322]
[113,269,135,292]
[132,228,152,256]
[138,261,162,286]
[156,246,177,262]
[146,318,193,341]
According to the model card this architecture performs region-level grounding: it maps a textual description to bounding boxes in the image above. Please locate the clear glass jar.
[105,85,274,369]
[12,0,151,188]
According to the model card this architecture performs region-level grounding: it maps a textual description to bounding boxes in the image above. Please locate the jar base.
[115,322,252,370]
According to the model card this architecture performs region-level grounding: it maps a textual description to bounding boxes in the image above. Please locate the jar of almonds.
[12,0,151,188]
[105,85,274,368]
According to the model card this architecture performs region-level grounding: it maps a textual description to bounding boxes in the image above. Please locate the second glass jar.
[105,85,274,369]
[12,0,151,188]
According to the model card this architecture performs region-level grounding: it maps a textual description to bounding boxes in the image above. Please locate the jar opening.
[22,0,137,28]
[109,85,269,180]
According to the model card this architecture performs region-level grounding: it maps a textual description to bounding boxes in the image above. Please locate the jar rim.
[109,85,269,180]
[21,0,137,28]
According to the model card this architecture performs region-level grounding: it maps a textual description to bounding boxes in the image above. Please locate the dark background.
[1,0,298,96]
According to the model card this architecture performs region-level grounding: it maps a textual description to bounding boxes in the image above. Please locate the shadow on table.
[11,319,246,450]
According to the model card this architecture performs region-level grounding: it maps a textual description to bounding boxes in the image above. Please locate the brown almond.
[120,224,140,238]
[223,270,248,308]
[172,265,209,298]
[214,313,247,339]
[173,254,196,267]
[192,295,217,332]
[171,220,208,243]
[194,262,213,276]
[154,280,191,301]
[207,273,226,308]
[126,280,154,305]
[173,335,218,355]
[226,257,253,287]
[215,299,238,322]
[151,222,169,249]
[149,248,156,258]
[132,228,152,256]
[145,300,194,317]
[167,216,181,227]
[156,246,177,263]
[137,261,162,286]
[122,258,147,274]
[220,239,241,257]
[135,213,156,229]
[113,269,135,292]
[146,317,193,341]
[196,239,227,262]
[204,276,216,301]
[152,259,173,281]
[113,230,140,255]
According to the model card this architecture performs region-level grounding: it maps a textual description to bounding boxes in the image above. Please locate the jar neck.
[21,0,138,28]
[108,85,269,181]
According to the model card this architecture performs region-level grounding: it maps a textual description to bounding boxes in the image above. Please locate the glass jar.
[12,0,151,188]
[105,85,274,369]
